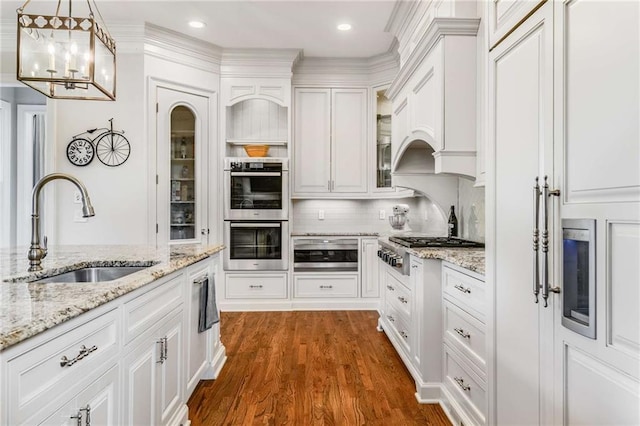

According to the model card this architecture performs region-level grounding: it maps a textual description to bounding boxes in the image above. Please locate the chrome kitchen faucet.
[28,173,95,272]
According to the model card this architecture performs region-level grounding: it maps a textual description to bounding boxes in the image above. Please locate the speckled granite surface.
[291,232,379,237]
[0,244,224,351]
[378,237,485,275]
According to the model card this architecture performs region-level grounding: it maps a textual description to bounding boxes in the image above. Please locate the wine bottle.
[448,205,458,238]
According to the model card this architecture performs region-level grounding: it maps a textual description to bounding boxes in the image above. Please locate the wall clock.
[66,138,95,166]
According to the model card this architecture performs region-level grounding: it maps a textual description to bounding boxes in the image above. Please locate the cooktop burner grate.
[388,236,484,248]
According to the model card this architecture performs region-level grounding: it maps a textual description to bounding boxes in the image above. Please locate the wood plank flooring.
[187,311,450,425]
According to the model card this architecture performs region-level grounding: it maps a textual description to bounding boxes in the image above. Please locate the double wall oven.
[224,158,289,271]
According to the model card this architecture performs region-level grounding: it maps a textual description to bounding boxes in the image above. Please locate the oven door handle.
[230,222,281,228]
[230,172,281,177]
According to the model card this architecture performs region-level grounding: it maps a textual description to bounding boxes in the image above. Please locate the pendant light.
[16,0,116,100]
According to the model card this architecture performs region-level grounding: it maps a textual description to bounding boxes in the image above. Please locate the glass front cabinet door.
[157,86,211,245]
[375,87,392,190]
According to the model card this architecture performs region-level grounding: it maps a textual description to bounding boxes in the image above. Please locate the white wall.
[292,196,448,236]
[53,51,148,245]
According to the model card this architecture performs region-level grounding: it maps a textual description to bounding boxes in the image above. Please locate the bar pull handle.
[163,336,168,361]
[80,405,91,426]
[454,376,471,392]
[70,410,82,426]
[533,177,541,304]
[328,180,331,191]
[454,327,471,339]
[193,276,207,285]
[386,285,395,291]
[157,338,165,363]
[397,296,408,304]
[249,284,263,289]
[541,176,561,307]
[454,284,471,294]
[399,330,408,339]
[386,315,395,323]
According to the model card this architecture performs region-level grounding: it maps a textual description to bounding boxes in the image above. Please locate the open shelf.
[226,139,287,146]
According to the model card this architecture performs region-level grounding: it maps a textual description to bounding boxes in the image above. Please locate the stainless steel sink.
[35,266,150,284]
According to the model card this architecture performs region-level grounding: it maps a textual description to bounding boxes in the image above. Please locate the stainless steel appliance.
[561,219,596,339]
[293,238,359,272]
[224,221,289,271]
[224,157,289,220]
[379,236,485,276]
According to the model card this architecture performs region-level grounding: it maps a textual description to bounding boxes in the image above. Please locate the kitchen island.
[0,243,225,426]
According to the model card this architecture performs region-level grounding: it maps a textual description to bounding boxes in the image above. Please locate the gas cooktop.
[388,236,484,248]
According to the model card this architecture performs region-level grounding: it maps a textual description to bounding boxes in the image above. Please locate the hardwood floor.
[187,311,451,425]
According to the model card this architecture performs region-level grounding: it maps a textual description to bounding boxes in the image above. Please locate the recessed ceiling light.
[189,20,206,29]
[337,23,352,31]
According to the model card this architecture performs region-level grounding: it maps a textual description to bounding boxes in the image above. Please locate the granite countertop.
[0,244,224,352]
[291,232,379,237]
[378,237,485,275]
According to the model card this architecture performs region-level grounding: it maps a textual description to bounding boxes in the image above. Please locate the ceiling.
[2,0,398,58]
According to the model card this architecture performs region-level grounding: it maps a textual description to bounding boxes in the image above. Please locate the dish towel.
[198,275,219,333]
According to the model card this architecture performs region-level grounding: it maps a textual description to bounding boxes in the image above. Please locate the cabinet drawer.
[443,266,485,320]
[383,303,411,354]
[6,309,119,424]
[386,276,412,318]
[444,344,487,426]
[226,273,287,299]
[294,274,358,298]
[443,300,486,377]
[124,274,184,344]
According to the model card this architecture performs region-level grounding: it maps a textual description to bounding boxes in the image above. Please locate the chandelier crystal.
[17,0,116,100]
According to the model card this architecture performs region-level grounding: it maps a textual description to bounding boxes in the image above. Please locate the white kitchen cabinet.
[386,19,479,179]
[487,1,640,424]
[39,364,119,426]
[378,255,442,401]
[293,274,358,298]
[185,263,214,397]
[122,307,183,426]
[488,0,544,49]
[488,3,554,424]
[441,263,487,426]
[293,87,368,196]
[155,84,216,245]
[221,77,291,158]
[360,238,379,298]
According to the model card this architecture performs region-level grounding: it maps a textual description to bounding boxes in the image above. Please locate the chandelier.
[16,0,116,100]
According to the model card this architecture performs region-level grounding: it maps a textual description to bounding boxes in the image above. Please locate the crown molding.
[387,17,480,99]
[220,48,302,79]
[143,22,222,72]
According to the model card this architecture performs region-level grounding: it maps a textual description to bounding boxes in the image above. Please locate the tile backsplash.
[292,179,485,243]
[458,178,485,242]
[292,197,448,236]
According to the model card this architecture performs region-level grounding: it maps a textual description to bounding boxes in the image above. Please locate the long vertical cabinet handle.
[541,176,561,307]
[533,177,541,303]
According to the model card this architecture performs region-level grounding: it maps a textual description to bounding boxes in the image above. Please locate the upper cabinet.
[488,0,545,49]
[221,77,292,158]
[374,87,393,191]
[293,87,368,196]
[386,18,480,179]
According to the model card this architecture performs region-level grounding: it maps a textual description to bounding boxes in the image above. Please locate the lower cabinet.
[293,274,358,298]
[39,363,120,426]
[0,254,224,426]
[378,255,443,401]
[122,308,183,426]
[441,262,487,426]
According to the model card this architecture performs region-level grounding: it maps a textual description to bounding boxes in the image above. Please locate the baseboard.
[202,342,227,380]
[219,299,380,311]
[167,404,189,426]
[440,386,475,426]
[414,382,442,403]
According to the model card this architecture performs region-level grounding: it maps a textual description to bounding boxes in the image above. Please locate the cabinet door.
[158,312,183,425]
[293,88,331,194]
[122,338,158,425]
[552,1,640,424]
[185,264,212,397]
[488,0,544,49]
[489,3,553,425]
[331,88,368,193]
[361,238,379,298]
[39,365,119,426]
[156,86,211,245]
